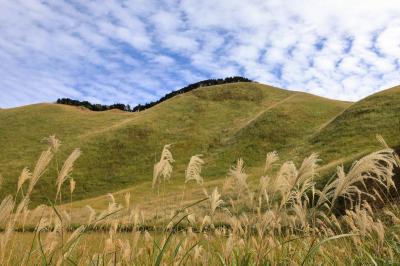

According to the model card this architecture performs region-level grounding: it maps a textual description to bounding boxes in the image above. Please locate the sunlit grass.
[1,135,400,265]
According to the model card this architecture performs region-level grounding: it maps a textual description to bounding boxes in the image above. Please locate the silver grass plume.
[229,158,248,192]
[69,178,76,194]
[259,151,279,198]
[296,153,320,186]
[56,148,81,200]
[0,196,14,226]
[185,154,205,185]
[45,134,61,153]
[318,148,398,209]
[27,147,54,196]
[152,144,174,188]
[208,187,224,216]
[17,168,31,194]
[264,151,279,173]
[376,134,400,165]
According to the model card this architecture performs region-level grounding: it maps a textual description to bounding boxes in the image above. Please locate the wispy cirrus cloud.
[0,0,399,108]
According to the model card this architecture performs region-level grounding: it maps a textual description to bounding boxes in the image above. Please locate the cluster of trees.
[56,76,253,112]
[56,98,132,112]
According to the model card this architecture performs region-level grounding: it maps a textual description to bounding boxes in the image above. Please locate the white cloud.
[0,0,399,108]
[376,22,400,56]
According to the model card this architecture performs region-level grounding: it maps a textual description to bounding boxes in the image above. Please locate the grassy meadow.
[1,83,400,265]
[0,82,352,204]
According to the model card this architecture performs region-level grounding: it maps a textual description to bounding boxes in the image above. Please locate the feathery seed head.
[0,196,15,226]
[152,144,174,188]
[229,158,248,192]
[209,187,224,216]
[69,178,76,194]
[56,148,81,200]
[185,154,205,185]
[17,168,31,193]
[264,151,279,173]
[296,153,320,185]
[318,149,397,209]
[45,135,61,153]
[28,147,54,196]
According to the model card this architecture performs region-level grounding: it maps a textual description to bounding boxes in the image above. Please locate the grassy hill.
[1,82,399,205]
[292,85,400,168]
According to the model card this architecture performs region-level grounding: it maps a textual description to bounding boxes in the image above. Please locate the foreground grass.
[1,135,400,265]
[5,229,399,265]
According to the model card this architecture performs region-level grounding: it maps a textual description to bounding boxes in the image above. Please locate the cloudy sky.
[0,0,399,108]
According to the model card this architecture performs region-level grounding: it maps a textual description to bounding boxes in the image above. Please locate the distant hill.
[1,81,399,205]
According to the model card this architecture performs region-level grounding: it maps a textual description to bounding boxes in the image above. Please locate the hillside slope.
[0,82,355,203]
[293,85,400,166]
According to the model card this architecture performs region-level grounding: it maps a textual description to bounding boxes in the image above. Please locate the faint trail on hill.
[229,93,297,137]
[317,151,368,174]
[78,93,297,141]
[311,106,351,137]
[78,115,139,140]
[67,179,223,211]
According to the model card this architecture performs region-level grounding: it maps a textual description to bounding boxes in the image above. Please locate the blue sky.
[0,0,399,108]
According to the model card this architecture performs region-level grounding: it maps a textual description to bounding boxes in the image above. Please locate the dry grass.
[185,154,205,185]
[1,135,400,265]
[152,144,174,189]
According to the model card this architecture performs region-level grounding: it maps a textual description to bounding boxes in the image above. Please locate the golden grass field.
[1,134,400,265]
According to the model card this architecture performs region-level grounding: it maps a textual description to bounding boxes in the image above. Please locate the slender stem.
[180,183,186,207]
[70,191,73,218]
[163,181,166,228]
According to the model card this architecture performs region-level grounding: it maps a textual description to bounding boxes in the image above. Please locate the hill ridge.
[56,76,253,112]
